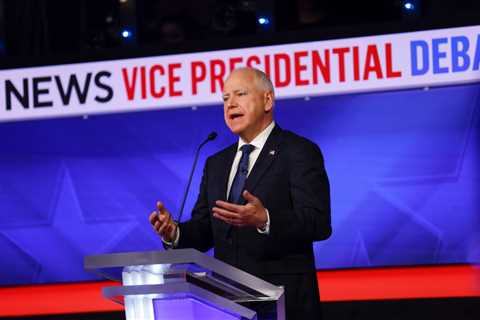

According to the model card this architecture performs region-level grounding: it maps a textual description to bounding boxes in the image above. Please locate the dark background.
[1,0,480,65]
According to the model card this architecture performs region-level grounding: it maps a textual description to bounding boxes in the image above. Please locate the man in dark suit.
[149,67,331,319]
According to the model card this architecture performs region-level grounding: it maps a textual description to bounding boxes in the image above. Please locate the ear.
[263,91,274,113]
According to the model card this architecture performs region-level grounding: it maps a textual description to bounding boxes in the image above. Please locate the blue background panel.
[0,84,479,285]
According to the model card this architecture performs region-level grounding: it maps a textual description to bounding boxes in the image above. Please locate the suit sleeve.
[176,158,214,252]
[269,138,332,244]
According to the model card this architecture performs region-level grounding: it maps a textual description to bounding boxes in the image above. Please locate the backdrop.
[0,83,479,285]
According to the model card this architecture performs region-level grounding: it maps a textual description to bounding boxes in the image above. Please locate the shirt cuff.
[161,225,180,248]
[257,208,270,234]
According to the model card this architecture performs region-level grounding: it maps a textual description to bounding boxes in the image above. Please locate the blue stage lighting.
[121,29,132,39]
[404,2,415,10]
[257,17,270,25]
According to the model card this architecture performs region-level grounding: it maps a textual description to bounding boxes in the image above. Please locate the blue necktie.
[228,144,255,204]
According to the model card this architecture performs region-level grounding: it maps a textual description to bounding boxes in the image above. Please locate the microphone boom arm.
[176,132,217,223]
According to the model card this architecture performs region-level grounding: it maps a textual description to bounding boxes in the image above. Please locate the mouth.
[229,113,244,121]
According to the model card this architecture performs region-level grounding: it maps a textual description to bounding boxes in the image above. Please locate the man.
[149,67,331,319]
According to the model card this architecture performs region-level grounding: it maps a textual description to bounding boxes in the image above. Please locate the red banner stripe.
[0,264,478,317]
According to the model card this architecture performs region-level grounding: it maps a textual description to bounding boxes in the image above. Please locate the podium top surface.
[84,248,283,301]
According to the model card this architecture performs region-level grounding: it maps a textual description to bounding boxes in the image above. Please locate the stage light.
[404,2,415,10]
[257,17,270,25]
[121,29,132,39]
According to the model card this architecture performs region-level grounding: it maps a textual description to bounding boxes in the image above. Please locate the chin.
[227,122,247,135]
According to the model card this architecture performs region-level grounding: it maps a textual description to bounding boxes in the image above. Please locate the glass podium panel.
[84,249,285,320]
[153,297,241,320]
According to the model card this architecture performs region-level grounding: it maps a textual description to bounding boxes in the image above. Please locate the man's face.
[222,70,273,142]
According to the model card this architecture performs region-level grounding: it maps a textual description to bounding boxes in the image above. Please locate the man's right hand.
[149,201,177,243]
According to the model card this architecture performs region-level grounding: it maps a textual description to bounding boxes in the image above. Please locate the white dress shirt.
[226,121,276,198]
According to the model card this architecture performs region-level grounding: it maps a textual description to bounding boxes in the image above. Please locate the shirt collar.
[237,121,275,152]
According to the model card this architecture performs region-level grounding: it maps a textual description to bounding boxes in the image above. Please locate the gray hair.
[231,67,275,95]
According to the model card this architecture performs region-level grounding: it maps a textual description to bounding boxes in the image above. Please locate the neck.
[240,119,273,143]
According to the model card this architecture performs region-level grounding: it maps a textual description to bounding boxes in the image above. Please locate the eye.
[237,91,247,96]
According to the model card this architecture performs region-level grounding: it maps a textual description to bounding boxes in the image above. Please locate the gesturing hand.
[149,201,177,242]
[212,190,268,228]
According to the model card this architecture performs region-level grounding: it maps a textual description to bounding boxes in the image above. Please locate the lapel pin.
[269,150,276,156]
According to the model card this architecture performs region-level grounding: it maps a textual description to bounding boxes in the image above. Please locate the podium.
[84,249,285,320]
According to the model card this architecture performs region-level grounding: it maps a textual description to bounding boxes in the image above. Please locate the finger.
[214,213,245,227]
[215,200,243,212]
[158,211,169,223]
[165,222,173,234]
[242,190,258,204]
[158,220,169,235]
[231,221,247,227]
[166,212,174,225]
[156,201,168,214]
[213,212,239,225]
[166,223,177,238]
[213,212,229,224]
[165,215,175,235]
[158,224,166,235]
[212,206,241,219]
[149,211,159,224]
[213,211,244,225]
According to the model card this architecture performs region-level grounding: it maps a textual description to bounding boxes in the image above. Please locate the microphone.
[176,131,217,224]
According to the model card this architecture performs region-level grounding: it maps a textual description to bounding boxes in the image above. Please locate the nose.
[225,95,238,109]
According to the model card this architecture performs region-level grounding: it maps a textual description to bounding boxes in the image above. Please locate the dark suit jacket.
[177,124,331,319]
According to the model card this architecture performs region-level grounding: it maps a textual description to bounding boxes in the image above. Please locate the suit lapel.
[243,125,283,196]
[218,143,238,200]
[215,143,237,239]
[217,125,283,239]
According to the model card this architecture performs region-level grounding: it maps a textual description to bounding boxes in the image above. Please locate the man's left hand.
[212,190,267,228]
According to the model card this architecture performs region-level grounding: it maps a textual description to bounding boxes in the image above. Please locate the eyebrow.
[222,89,248,97]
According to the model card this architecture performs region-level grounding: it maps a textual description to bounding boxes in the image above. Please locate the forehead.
[223,71,257,93]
